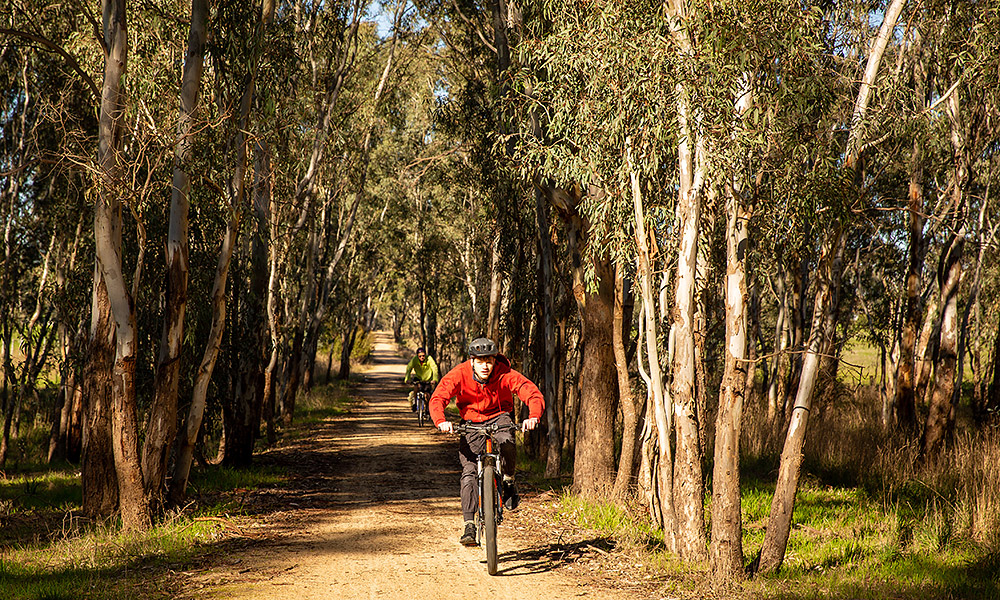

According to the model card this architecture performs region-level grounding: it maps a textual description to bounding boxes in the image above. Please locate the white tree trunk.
[627,138,677,553]
[146,0,208,502]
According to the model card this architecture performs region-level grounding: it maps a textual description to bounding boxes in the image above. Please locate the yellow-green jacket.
[405,355,440,383]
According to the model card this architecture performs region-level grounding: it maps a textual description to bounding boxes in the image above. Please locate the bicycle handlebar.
[453,422,519,437]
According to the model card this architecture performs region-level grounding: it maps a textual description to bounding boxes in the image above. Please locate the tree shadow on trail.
[494,537,616,577]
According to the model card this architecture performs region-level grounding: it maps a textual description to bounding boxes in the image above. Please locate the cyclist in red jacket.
[428,337,544,546]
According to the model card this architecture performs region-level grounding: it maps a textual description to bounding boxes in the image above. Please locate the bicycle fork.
[477,441,504,530]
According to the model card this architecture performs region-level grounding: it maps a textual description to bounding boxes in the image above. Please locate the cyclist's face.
[417,352,426,362]
[472,356,495,380]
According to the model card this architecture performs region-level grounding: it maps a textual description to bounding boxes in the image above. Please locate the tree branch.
[0,28,101,99]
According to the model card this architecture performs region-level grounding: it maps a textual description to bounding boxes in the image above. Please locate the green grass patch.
[553,475,999,599]
[188,464,286,495]
[0,471,81,514]
[557,493,665,549]
[0,517,222,600]
[292,381,359,426]
[839,340,883,385]
[841,338,974,386]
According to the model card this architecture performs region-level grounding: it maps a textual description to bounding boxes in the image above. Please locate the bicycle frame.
[456,421,517,575]
[411,380,433,426]
[477,432,504,527]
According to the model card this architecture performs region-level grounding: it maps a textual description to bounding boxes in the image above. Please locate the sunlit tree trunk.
[922,231,963,459]
[670,80,708,561]
[711,182,749,580]
[144,0,208,503]
[628,140,677,552]
[922,87,968,460]
[712,77,753,579]
[94,0,150,531]
[894,31,928,431]
[660,0,708,558]
[612,262,637,500]
[757,230,845,573]
[571,250,617,497]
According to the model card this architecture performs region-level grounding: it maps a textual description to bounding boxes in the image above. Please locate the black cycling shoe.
[503,480,520,511]
[460,522,478,546]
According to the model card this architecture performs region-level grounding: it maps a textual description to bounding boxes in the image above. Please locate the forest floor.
[170,331,662,600]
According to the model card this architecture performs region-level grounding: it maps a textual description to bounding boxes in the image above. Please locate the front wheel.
[482,460,499,575]
[417,394,425,427]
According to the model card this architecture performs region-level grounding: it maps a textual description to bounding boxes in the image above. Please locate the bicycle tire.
[417,393,425,427]
[482,458,499,575]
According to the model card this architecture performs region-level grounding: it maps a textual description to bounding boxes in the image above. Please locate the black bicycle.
[410,380,433,426]
[454,421,518,575]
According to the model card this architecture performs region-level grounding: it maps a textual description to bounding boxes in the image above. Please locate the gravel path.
[180,331,635,600]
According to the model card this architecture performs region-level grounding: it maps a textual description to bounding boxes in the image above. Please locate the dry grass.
[952,428,1000,546]
[526,382,998,599]
[742,376,1000,556]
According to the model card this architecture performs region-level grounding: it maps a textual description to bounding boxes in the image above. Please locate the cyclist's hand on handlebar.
[437,421,454,434]
[521,417,539,432]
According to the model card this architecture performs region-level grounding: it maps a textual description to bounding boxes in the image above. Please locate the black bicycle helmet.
[468,337,498,357]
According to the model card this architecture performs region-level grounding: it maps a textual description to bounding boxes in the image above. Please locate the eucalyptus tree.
[270,0,369,424]
[90,0,155,531]
[891,8,933,431]
[1,0,114,510]
[917,0,1000,459]
[297,0,417,392]
[756,0,909,574]
[142,0,210,504]
[167,0,276,497]
[0,40,71,467]
[509,0,737,547]
[854,0,1000,449]
[660,0,712,561]
[506,0,924,577]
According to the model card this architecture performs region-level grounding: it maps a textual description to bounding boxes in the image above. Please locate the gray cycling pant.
[458,413,516,522]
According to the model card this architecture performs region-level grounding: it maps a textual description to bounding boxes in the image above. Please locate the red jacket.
[429,354,544,426]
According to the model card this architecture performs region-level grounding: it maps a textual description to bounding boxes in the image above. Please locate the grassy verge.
[515,384,1000,599]
[291,379,359,426]
[550,478,997,600]
[0,381,357,600]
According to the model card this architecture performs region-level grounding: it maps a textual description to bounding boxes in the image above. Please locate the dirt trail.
[184,332,634,600]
